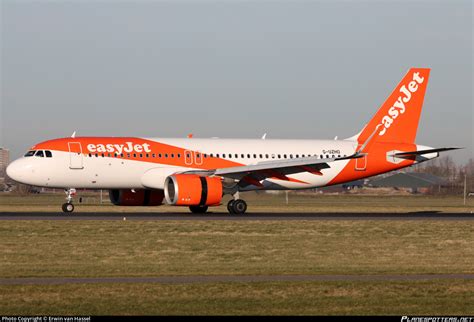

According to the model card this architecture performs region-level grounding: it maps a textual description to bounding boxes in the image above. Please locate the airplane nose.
[6,160,21,182]
[6,159,30,184]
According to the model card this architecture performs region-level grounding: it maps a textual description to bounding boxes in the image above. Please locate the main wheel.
[189,205,208,214]
[227,200,235,214]
[231,199,247,215]
[62,203,74,213]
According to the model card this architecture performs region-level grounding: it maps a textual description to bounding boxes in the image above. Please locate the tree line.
[412,156,473,194]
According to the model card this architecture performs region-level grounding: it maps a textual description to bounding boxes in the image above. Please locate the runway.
[1,274,474,285]
[0,212,472,220]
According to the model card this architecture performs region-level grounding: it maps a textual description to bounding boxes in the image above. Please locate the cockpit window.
[45,150,52,158]
[24,150,35,157]
[35,150,44,157]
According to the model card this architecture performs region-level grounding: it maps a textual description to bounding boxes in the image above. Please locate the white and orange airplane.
[6,68,459,214]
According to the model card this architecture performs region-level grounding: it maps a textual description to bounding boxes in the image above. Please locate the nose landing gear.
[62,188,76,213]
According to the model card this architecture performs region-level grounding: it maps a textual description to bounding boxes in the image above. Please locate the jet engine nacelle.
[164,174,223,206]
[109,189,164,206]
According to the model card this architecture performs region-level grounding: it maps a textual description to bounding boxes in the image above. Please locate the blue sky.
[1,0,472,163]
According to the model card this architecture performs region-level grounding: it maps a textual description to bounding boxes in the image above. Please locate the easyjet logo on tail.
[378,72,425,136]
[87,142,152,154]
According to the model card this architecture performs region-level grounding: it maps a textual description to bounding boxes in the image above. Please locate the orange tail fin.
[356,68,430,146]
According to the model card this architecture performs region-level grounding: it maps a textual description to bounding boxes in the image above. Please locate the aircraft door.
[184,150,193,165]
[194,152,203,165]
[68,142,84,169]
[355,154,367,171]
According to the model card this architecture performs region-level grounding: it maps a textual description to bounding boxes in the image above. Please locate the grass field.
[2,281,474,315]
[0,216,473,315]
[1,193,473,314]
[1,191,473,213]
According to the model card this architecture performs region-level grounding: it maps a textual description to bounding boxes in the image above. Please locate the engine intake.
[109,189,164,206]
[164,174,223,206]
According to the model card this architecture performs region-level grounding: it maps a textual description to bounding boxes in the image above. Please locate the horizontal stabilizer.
[392,147,462,157]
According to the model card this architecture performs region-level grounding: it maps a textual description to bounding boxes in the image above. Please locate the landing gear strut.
[62,188,76,213]
[227,199,247,215]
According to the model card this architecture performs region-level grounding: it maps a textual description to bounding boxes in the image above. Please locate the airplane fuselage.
[7,137,435,191]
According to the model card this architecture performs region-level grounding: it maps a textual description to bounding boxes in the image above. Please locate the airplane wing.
[182,153,362,187]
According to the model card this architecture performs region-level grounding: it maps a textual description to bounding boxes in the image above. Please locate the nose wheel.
[227,199,247,215]
[62,202,75,213]
[62,188,76,213]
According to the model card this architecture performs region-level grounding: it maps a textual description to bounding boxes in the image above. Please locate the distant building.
[369,172,447,193]
[0,148,10,178]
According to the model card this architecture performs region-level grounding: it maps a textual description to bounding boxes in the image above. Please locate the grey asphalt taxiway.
[0,212,472,220]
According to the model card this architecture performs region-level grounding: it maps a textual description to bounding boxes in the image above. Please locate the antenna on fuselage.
[71,131,76,138]
[261,133,267,140]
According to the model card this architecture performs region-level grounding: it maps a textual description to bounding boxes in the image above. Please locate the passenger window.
[152,154,156,158]
[290,154,293,159]
[278,154,281,159]
[284,154,287,158]
[178,153,181,158]
[165,154,168,158]
[159,154,162,158]
[228,154,232,159]
[45,151,52,158]
[171,154,174,158]
[247,154,250,158]
[241,154,245,158]
[146,154,149,158]
[216,154,220,158]
[235,154,238,158]
[253,154,257,159]
[259,154,263,158]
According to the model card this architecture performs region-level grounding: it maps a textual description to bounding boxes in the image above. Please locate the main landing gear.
[62,188,76,213]
[227,199,247,215]
[189,205,209,214]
